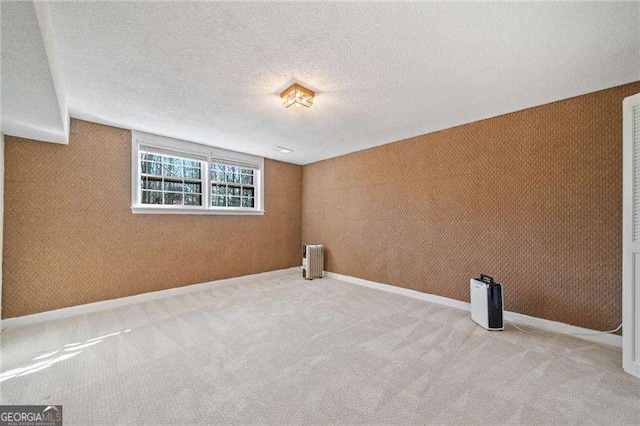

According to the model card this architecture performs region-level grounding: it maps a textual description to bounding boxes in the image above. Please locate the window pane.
[212,195,227,207]
[148,162,162,175]
[242,197,255,208]
[141,161,163,175]
[184,167,201,179]
[163,164,182,178]
[184,182,201,193]
[142,153,162,162]
[229,196,241,207]
[228,186,241,196]
[184,159,200,167]
[141,190,163,204]
[141,177,162,190]
[163,181,183,192]
[184,194,201,205]
[164,193,183,205]
[242,188,254,197]
[225,170,240,183]
[211,164,222,180]
[217,185,226,195]
[241,174,253,185]
[164,156,182,166]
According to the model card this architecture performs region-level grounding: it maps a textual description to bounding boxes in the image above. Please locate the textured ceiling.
[8,2,640,164]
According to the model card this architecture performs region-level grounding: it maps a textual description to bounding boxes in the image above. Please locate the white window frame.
[131,131,265,215]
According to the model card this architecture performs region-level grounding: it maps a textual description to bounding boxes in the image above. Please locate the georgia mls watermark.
[0,406,62,426]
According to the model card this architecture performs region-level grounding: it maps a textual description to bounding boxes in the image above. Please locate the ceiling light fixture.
[280,83,314,109]
[273,146,293,154]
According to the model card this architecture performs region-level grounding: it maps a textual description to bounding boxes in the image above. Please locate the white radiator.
[302,245,323,280]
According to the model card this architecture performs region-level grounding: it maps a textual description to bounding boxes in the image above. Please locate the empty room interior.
[1,1,640,424]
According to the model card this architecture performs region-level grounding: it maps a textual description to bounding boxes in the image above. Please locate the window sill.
[131,206,265,215]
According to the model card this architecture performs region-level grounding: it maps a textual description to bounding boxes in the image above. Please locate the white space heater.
[470,274,504,331]
[302,245,323,280]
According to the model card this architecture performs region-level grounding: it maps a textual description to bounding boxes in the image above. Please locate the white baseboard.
[325,271,471,311]
[3,267,622,349]
[1,267,299,331]
[624,360,640,378]
[325,271,622,349]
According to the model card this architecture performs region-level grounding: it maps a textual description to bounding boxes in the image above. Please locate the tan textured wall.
[303,82,640,331]
[0,133,4,319]
[3,120,302,318]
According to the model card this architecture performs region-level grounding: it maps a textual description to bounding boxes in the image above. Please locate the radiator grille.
[302,245,324,279]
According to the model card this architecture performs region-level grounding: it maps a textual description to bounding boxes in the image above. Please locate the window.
[131,132,264,215]
[210,163,256,208]
[140,152,203,206]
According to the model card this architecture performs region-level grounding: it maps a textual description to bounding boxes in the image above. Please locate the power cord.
[506,320,535,334]
[506,320,622,336]
[563,323,622,336]
[498,282,622,336]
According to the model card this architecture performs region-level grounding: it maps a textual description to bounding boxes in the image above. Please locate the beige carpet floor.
[1,269,639,424]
